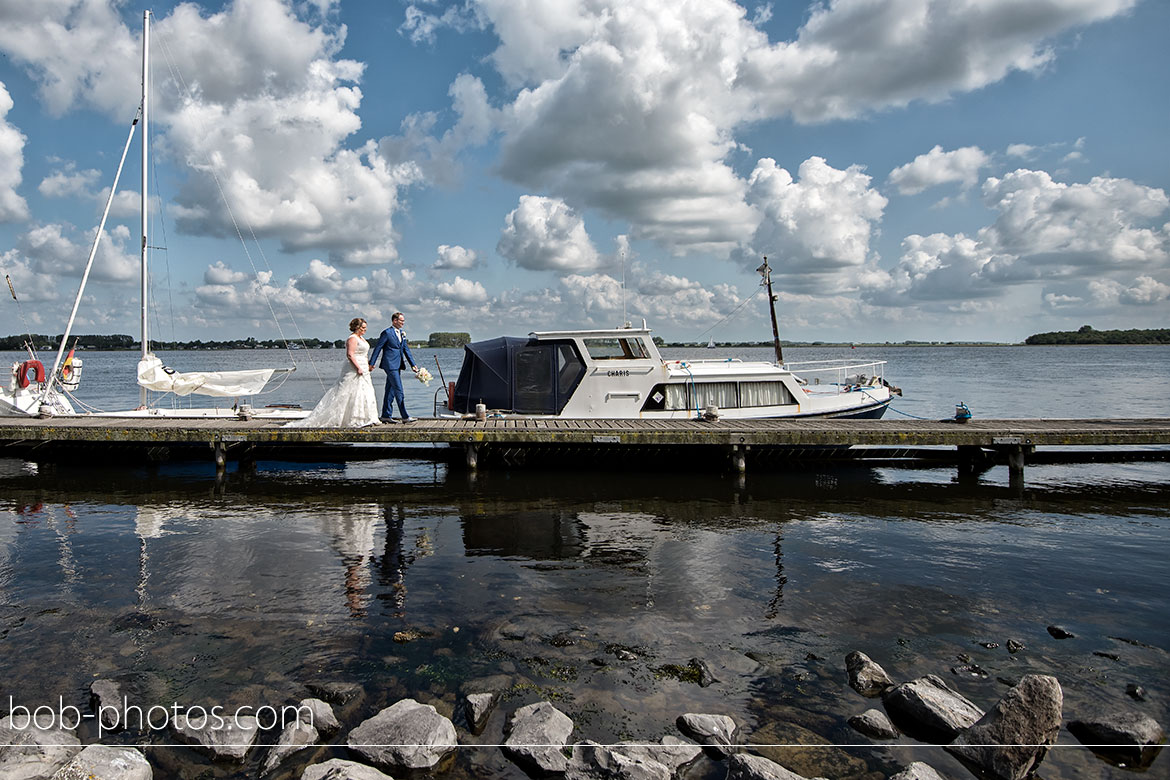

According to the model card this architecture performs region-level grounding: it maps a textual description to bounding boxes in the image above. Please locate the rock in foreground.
[347,699,457,772]
[882,674,984,743]
[945,674,1063,780]
[1068,710,1164,769]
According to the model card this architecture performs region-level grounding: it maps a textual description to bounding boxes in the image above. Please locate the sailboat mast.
[139,10,150,407]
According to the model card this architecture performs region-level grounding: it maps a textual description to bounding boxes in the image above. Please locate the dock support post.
[1006,445,1028,488]
[730,444,747,474]
[465,443,480,471]
[213,439,227,476]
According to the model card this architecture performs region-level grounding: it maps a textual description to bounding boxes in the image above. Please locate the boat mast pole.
[758,257,783,364]
[139,10,150,408]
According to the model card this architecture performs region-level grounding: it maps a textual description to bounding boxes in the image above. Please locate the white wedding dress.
[286,336,380,427]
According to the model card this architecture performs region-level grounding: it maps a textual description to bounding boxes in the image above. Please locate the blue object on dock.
[955,401,972,422]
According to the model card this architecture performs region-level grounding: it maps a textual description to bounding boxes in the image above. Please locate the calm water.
[1,345,1167,779]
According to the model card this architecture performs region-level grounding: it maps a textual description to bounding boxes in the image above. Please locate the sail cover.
[137,354,278,397]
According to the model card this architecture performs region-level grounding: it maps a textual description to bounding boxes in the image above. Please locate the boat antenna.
[756,256,783,364]
[621,250,628,328]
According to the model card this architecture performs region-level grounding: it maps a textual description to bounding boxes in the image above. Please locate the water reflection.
[0,458,1166,779]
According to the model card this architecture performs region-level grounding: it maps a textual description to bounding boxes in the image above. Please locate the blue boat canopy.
[452,336,586,415]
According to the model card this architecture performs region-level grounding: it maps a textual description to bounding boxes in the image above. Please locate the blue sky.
[0,0,1167,345]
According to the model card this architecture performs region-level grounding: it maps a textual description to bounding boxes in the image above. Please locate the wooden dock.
[1,415,1168,478]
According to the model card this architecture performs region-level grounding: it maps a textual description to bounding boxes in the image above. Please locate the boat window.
[740,381,796,407]
[556,343,585,399]
[583,337,650,360]
[514,345,557,414]
[664,384,688,410]
[658,382,738,411]
[694,382,738,410]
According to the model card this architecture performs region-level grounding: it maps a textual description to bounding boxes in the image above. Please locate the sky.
[0,0,1167,346]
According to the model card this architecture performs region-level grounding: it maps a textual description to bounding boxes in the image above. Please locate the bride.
[286,318,381,427]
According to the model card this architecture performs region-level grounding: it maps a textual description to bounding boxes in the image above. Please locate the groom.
[369,311,419,423]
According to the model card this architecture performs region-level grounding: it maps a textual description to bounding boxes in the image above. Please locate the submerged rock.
[1006,639,1025,654]
[725,752,808,780]
[848,708,898,739]
[301,758,396,779]
[676,713,738,758]
[945,674,1063,780]
[51,745,151,780]
[88,680,125,732]
[503,701,574,775]
[1046,625,1075,639]
[306,681,364,705]
[347,698,457,772]
[171,712,259,762]
[1067,710,1164,769]
[845,651,894,697]
[0,714,82,780]
[881,674,984,743]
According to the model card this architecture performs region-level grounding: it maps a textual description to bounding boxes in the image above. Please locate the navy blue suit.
[369,327,416,419]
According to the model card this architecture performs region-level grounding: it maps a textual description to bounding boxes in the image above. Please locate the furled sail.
[136,354,280,398]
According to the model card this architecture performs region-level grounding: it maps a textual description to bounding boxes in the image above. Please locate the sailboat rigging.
[2,10,303,419]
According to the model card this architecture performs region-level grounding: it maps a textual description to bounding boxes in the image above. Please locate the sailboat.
[2,11,303,420]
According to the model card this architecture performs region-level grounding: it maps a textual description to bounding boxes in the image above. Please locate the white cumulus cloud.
[436,276,488,304]
[745,156,887,290]
[433,244,479,270]
[888,145,989,195]
[497,195,601,273]
[0,82,30,222]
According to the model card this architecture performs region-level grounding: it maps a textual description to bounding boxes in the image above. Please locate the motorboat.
[441,324,898,420]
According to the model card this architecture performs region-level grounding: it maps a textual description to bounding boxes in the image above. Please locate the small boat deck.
[1,415,1168,479]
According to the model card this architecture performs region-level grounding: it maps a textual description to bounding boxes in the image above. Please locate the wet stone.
[610,736,702,774]
[567,740,670,780]
[889,762,946,780]
[1006,639,1025,654]
[676,713,738,758]
[462,692,498,734]
[172,712,259,762]
[301,758,396,780]
[347,698,457,772]
[1067,710,1165,769]
[945,674,1063,780]
[1126,684,1147,701]
[260,718,319,776]
[299,698,340,736]
[845,650,894,697]
[848,708,899,739]
[306,681,364,705]
[881,674,984,743]
[51,745,152,780]
[725,752,808,780]
[503,701,574,774]
[1046,625,1075,639]
[89,679,125,731]
[0,713,82,780]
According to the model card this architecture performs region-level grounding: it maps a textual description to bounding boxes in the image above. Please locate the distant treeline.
[1025,326,1170,345]
[1,334,346,350]
[3,332,475,351]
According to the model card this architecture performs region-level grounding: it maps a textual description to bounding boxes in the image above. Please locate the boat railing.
[784,359,887,388]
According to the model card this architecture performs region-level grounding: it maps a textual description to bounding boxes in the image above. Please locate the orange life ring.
[17,360,45,389]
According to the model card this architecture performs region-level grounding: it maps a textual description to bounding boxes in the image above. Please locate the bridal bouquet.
[416,367,433,386]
